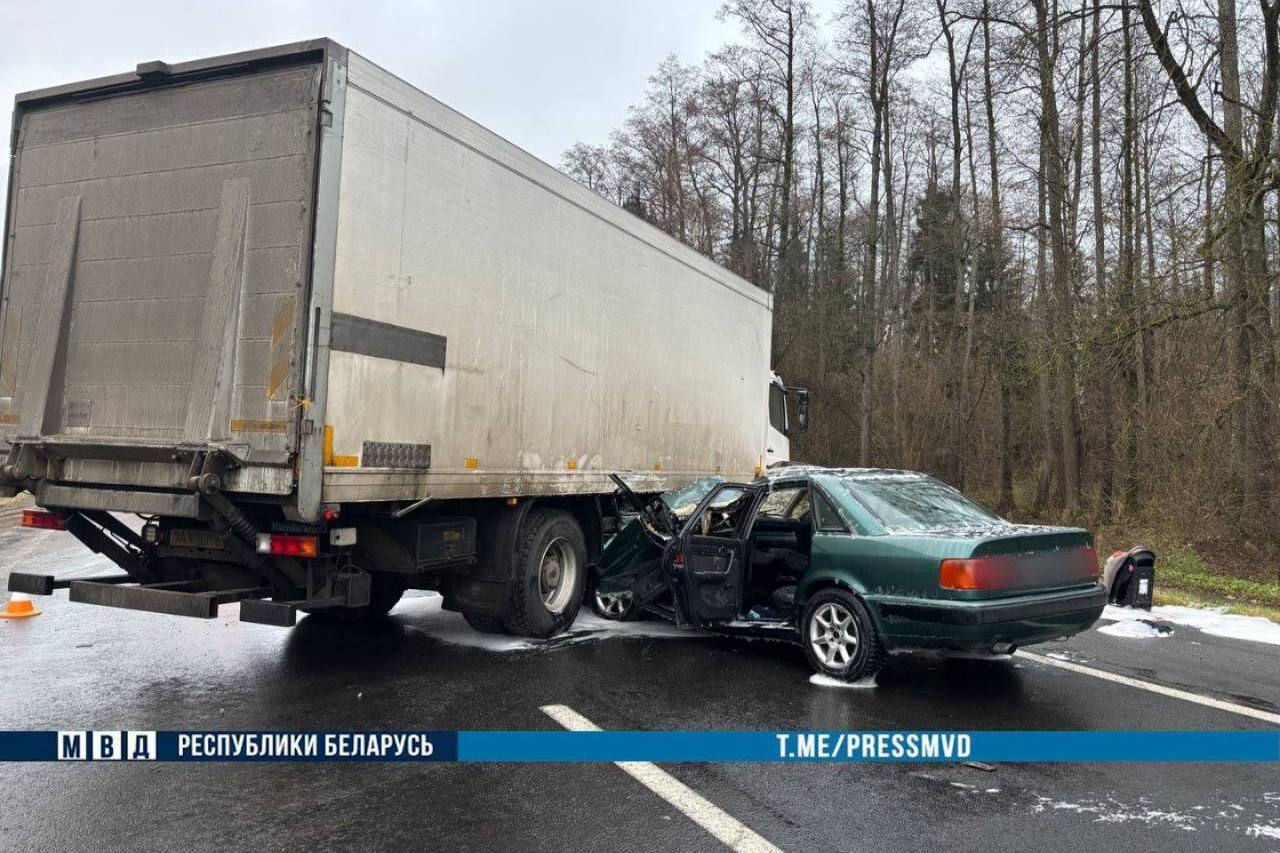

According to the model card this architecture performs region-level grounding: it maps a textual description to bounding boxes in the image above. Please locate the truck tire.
[800,589,885,682]
[501,508,587,638]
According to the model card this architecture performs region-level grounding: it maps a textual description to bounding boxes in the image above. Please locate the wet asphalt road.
[2,523,1279,853]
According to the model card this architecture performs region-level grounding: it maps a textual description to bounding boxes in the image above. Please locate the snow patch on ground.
[1248,824,1280,839]
[394,594,704,653]
[809,673,878,689]
[1101,604,1280,645]
[1097,619,1173,639]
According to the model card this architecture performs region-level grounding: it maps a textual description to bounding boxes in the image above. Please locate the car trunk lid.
[948,526,1098,596]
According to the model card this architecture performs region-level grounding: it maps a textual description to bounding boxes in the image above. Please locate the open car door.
[666,482,765,625]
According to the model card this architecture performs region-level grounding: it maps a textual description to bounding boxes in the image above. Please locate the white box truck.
[0,39,808,635]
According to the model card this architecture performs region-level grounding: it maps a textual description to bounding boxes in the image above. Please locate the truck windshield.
[842,477,1003,532]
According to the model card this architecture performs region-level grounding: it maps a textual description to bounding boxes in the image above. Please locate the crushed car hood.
[596,475,724,601]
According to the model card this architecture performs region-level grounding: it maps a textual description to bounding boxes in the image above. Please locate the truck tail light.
[256,533,318,558]
[21,509,65,530]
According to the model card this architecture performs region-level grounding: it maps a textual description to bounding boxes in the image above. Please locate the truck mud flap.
[69,580,270,619]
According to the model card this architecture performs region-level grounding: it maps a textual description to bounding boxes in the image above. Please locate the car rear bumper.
[871,584,1107,650]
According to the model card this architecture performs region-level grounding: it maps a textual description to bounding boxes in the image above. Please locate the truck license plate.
[168,529,225,550]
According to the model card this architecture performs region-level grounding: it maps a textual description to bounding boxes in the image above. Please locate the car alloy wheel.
[809,601,859,668]
[594,590,633,619]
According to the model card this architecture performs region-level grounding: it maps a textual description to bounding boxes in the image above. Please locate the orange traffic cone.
[0,592,41,619]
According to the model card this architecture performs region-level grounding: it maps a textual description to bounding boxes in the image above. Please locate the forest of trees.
[563,0,1280,553]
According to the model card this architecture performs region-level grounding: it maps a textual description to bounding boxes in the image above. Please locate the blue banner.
[0,729,1275,763]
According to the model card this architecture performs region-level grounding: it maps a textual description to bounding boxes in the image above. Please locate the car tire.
[501,508,587,639]
[800,588,885,682]
[462,611,507,634]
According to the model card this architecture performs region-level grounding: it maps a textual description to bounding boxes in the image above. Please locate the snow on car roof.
[760,465,930,483]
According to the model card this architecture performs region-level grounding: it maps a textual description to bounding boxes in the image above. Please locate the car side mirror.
[791,388,809,436]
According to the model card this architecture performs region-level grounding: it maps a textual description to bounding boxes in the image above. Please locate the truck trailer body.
[0,39,808,634]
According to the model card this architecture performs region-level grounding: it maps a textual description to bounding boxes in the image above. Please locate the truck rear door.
[0,56,324,497]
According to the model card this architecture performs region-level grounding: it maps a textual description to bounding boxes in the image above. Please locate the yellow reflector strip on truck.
[230,419,288,433]
[465,456,479,469]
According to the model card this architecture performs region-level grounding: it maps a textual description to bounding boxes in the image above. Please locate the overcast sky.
[0,0,760,191]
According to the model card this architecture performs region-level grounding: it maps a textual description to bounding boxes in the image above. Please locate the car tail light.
[256,533,318,558]
[1082,547,1101,580]
[672,550,685,568]
[21,509,65,530]
[939,556,1013,590]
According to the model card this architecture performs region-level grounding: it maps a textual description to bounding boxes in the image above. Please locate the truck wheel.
[502,508,587,638]
[800,589,885,682]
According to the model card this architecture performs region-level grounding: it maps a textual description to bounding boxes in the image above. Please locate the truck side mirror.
[791,388,809,436]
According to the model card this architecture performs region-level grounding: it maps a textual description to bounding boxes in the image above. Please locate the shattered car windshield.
[660,476,725,519]
[842,476,1003,532]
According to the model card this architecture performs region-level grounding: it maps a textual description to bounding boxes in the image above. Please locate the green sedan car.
[596,467,1106,682]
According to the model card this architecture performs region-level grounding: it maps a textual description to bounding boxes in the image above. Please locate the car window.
[689,486,755,538]
[758,485,805,519]
[842,476,1003,532]
[813,488,852,533]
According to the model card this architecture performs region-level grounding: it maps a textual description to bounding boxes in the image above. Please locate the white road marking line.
[1018,650,1280,725]
[540,704,783,853]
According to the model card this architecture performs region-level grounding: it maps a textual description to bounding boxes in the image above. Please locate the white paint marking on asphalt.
[539,704,783,853]
[1018,650,1280,725]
